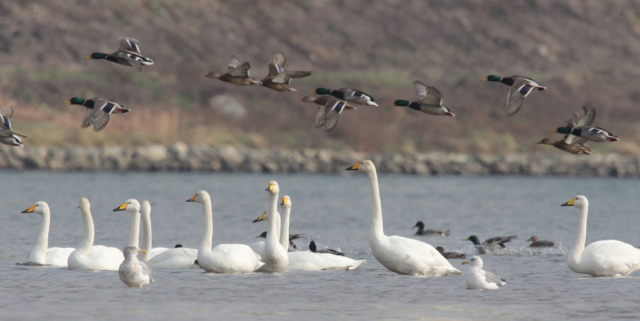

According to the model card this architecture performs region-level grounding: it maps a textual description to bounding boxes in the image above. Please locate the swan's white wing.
[581,240,640,275]
[387,236,459,267]
[286,251,365,271]
[70,245,124,271]
[146,248,198,269]
[45,247,76,267]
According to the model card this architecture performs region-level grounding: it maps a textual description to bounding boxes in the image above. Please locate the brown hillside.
[1,0,640,153]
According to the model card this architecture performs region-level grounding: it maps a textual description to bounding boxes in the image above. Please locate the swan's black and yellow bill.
[187,194,197,202]
[253,211,266,223]
[21,205,36,213]
[113,202,128,211]
[346,162,362,171]
[461,261,469,265]
[561,198,576,206]
[266,183,275,191]
[280,197,289,206]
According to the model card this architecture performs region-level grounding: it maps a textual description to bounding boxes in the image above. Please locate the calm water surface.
[1,172,638,320]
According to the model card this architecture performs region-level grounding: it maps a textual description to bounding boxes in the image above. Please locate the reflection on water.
[0,172,638,320]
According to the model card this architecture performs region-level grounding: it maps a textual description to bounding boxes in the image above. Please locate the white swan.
[346,160,462,276]
[112,199,143,248]
[187,190,264,273]
[256,181,288,273]
[21,202,75,267]
[462,256,505,290]
[279,196,366,271]
[67,198,124,271]
[139,200,198,269]
[561,195,640,276]
[119,246,154,288]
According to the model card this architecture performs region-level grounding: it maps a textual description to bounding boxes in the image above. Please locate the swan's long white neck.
[266,191,281,249]
[140,202,152,261]
[366,168,385,240]
[128,209,141,248]
[568,203,588,270]
[199,195,214,253]
[77,206,95,255]
[29,209,51,263]
[280,206,290,251]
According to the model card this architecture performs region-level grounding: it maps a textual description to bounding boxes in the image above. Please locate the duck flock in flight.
[11,38,639,290]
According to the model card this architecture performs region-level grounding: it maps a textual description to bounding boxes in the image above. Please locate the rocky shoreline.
[0,143,638,177]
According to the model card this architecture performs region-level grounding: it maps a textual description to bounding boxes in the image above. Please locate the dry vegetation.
[2,0,640,154]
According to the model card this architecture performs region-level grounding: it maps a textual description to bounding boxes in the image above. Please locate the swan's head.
[256,231,267,238]
[265,181,279,194]
[113,199,140,214]
[527,236,539,242]
[346,160,375,172]
[561,195,588,208]
[253,211,267,223]
[436,246,446,255]
[464,235,481,245]
[461,255,483,268]
[79,198,90,211]
[122,245,146,258]
[280,195,291,209]
[186,190,211,203]
[141,200,151,213]
[412,221,424,229]
[21,201,49,215]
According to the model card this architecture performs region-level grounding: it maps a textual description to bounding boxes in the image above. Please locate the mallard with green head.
[482,75,546,116]
[65,97,130,132]
[260,53,311,92]
[551,106,619,142]
[298,95,356,131]
[311,88,378,106]
[391,81,455,116]
[538,106,595,155]
[204,56,260,86]
[86,37,153,72]
[0,107,26,147]
[464,235,517,254]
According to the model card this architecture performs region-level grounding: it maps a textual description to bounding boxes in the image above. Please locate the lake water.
[1,171,638,320]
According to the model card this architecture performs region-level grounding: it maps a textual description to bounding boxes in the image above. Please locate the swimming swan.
[279,195,365,271]
[137,200,170,259]
[561,195,640,276]
[346,160,462,276]
[138,200,198,269]
[187,190,264,273]
[255,181,289,273]
[67,198,124,271]
[21,202,75,267]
